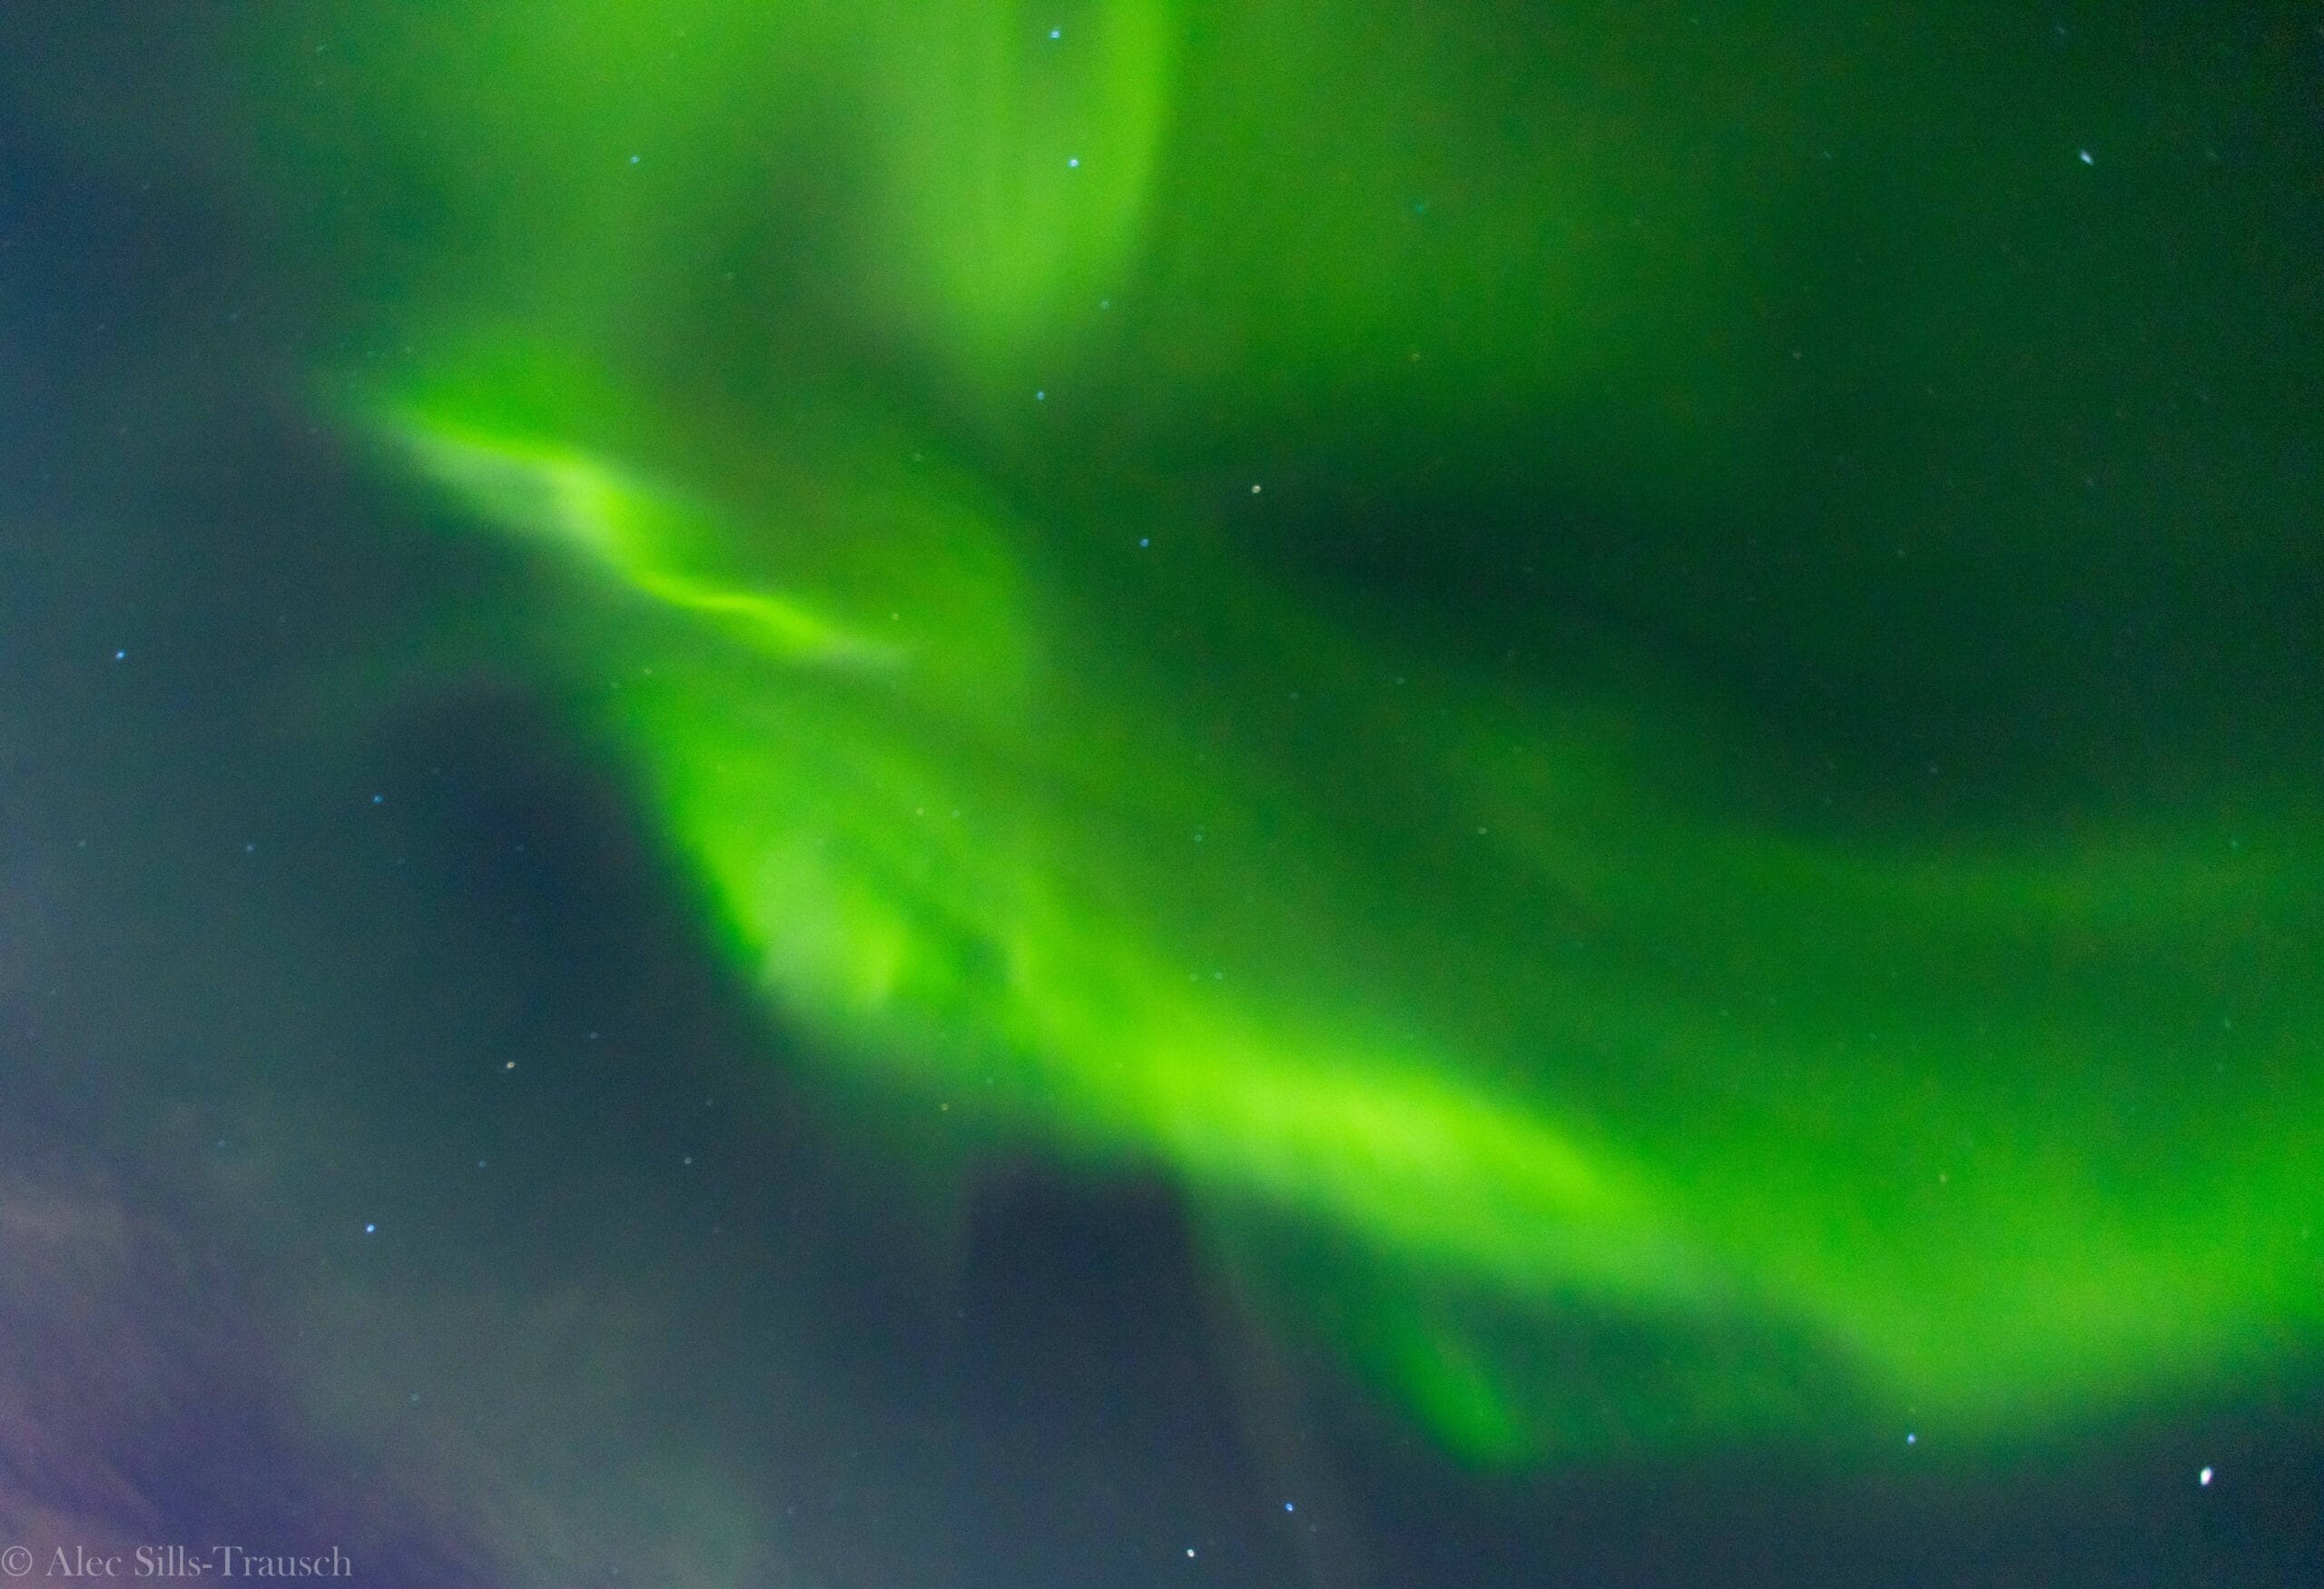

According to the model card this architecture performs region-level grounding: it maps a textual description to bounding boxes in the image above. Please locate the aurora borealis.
[380,356,2324,1464]
[4,2,2321,1584]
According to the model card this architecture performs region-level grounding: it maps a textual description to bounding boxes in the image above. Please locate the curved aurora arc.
[379,374,2324,1461]
[271,0,2322,1459]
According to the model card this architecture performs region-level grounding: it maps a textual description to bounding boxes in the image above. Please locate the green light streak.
[863,0,1176,365]
[85,0,2301,1460]
[396,412,898,669]
[382,386,2324,1459]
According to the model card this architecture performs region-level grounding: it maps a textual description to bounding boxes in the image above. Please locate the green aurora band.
[35,0,2312,1458]
[381,370,2324,1458]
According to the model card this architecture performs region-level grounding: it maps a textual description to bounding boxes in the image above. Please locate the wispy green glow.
[397,413,899,669]
[863,0,1176,363]
[84,0,2303,1458]
[383,383,2324,1459]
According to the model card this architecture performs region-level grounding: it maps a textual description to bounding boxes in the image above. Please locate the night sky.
[3,5,2321,1586]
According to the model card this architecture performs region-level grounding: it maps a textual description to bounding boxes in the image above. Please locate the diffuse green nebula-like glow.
[385,381,2324,1459]
[175,0,2321,1459]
